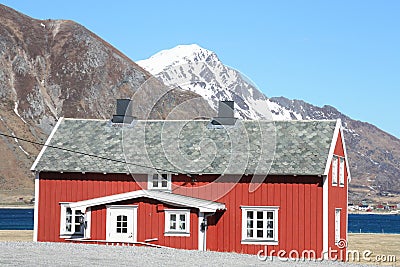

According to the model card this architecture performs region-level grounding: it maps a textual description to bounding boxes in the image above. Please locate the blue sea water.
[348,213,400,234]
[0,209,399,233]
[0,208,34,230]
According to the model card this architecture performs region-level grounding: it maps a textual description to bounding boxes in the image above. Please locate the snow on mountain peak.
[137,44,215,75]
[137,44,302,121]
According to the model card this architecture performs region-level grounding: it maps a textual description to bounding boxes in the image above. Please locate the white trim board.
[323,119,341,177]
[323,119,351,182]
[33,172,39,242]
[322,175,329,259]
[30,117,64,171]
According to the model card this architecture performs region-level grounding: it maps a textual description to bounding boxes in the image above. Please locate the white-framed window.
[164,209,190,236]
[332,156,338,186]
[241,206,279,245]
[339,157,345,187]
[148,173,171,191]
[60,203,86,237]
[335,208,341,244]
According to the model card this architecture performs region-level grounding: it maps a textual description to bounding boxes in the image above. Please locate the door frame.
[106,205,138,242]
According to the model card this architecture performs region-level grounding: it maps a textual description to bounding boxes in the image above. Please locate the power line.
[0,131,182,174]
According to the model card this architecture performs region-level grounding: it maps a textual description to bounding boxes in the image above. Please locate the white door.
[335,208,341,243]
[106,206,137,242]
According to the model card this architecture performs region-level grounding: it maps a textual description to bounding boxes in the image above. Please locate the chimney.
[211,100,237,126]
[112,99,135,124]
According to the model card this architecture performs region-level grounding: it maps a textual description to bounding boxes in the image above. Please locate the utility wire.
[0,131,183,174]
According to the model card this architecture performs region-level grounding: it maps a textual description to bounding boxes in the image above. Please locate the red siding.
[172,175,324,256]
[328,131,348,260]
[37,172,325,256]
[37,173,145,242]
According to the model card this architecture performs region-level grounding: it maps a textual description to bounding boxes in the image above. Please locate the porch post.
[198,212,206,251]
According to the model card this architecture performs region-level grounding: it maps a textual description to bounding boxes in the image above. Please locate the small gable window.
[164,209,190,236]
[332,156,338,186]
[339,157,345,187]
[148,173,171,191]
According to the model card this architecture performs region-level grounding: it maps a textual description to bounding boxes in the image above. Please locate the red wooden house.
[31,100,350,260]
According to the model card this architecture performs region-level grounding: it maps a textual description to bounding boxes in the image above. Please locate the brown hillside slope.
[0,5,214,202]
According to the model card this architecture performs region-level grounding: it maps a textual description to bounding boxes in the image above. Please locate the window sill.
[148,188,171,192]
[164,232,190,237]
[241,240,278,245]
[60,234,84,239]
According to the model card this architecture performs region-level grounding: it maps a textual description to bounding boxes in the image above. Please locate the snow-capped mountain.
[138,44,302,121]
[138,44,400,203]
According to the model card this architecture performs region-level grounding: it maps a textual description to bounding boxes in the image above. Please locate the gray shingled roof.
[32,118,338,175]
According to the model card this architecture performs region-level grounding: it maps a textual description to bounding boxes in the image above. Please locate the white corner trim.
[323,119,341,176]
[322,175,329,259]
[33,172,39,242]
[30,117,64,171]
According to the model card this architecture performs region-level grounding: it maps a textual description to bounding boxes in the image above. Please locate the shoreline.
[348,211,399,215]
[0,205,34,209]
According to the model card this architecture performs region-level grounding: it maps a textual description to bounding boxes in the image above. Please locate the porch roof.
[67,190,226,213]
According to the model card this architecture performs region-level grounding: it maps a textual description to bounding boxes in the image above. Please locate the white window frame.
[164,209,190,237]
[332,155,338,186]
[335,208,341,244]
[241,206,279,245]
[339,157,345,187]
[60,203,89,238]
[148,173,171,191]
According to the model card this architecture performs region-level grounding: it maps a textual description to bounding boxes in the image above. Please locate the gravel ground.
[0,242,374,267]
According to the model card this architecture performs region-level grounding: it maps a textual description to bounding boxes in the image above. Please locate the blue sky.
[2,1,400,138]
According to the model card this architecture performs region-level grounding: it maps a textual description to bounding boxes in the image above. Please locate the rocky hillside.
[0,5,213,203]
[138,44,400,203]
